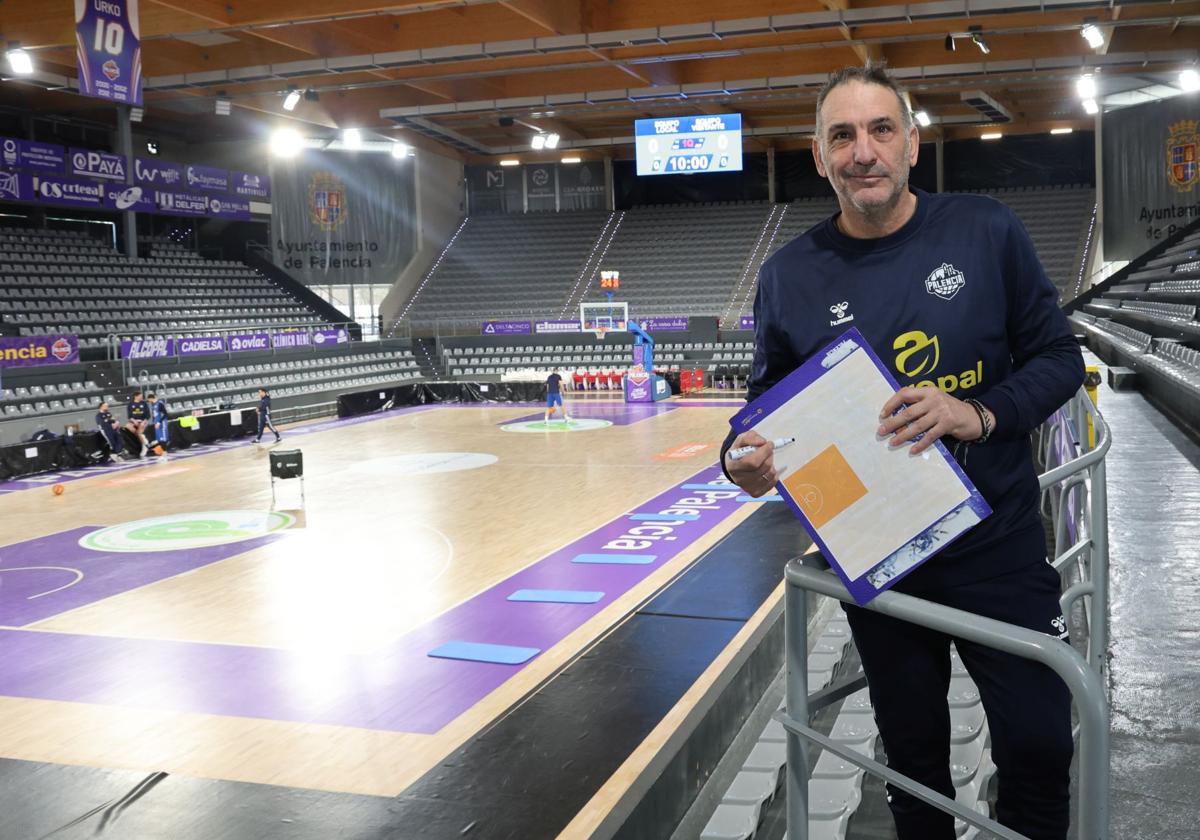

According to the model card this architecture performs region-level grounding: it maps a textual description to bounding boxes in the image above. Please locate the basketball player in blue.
[147,392,169,450]
[95,400,124,459]
[543,368,571,425]
[254,387,282,443]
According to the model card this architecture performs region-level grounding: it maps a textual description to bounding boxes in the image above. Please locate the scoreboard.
[634,114,743,176]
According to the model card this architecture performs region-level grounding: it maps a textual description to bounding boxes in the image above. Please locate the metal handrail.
[780,387,1111,839]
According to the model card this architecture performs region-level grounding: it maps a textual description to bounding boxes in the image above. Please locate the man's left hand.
[878,387,987,455]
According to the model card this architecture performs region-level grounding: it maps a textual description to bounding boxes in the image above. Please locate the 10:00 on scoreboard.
[634,114,744,176]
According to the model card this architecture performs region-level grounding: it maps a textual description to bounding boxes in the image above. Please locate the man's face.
[813,80,919,217]
[134,395,143,402]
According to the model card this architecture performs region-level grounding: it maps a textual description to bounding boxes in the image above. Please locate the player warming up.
[255,387,282,444]
[543,368,571,425]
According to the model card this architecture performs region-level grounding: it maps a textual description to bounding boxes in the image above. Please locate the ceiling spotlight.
[270,127,303,158]
[970,33,990,55]
[531,134,546,150]
[1051,127,1074,135]
[498,159,520,167]
[981,132,1002,140]
[1180,68,1200,92]
[391,142,410,159]
[282,87,301,111]
[1081,25,1104,49]
[561,156,582,164]
[914,110,931,127]
[145,140,159,155]
[6,45,33,76]
[1077,74,1097,100]
[944,34,955,52]
[1082,99,1099,115]
[544,133,560,149]
[342,128,362,150]
[215,97,231,116]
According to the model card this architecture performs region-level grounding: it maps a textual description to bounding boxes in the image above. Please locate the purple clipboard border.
[730,326,992,605]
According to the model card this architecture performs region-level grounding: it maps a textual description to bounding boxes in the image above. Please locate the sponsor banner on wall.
[227,333,271,353]
[75,0,143,106]
[155,190,209,216]
[559,161,606,211]
[739,315,755,330]
[482,320,532,336]
[34,175,105,208]
[233,171,270,199]
[186,164,229,192]
[119,338,175,359]
[0,169,35,202]
[271,331,313,349]
[205,195,251,220]
[176,336,226,357]
[133,157,184,187]
[534,320,584,334]
[1,137,65,172]
[0,335,79,367]
[312,327,349,346]
[69,148,127,181]
[103,183,155,212]
[641,316,689,332]
[1103,98,1200,259]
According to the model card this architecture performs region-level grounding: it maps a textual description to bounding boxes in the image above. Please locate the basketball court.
[0,396,778,801]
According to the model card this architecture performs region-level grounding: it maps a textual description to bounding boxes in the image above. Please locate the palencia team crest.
[1167,120,1199,193]
[925,262,966,301]
[308,172,348,231]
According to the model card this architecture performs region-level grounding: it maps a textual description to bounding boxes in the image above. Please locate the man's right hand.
[724,430,778,497]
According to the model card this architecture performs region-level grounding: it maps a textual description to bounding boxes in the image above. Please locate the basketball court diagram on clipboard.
[730,327,993,604]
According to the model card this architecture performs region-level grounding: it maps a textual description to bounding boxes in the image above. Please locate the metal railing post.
[785,579,811,839]
[1088,456,1110,681]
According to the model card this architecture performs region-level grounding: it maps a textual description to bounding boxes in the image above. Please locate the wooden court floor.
[0,398,765,799]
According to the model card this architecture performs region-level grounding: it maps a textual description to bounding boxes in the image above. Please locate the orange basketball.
[153,445,165,456]
[52,484,65,496]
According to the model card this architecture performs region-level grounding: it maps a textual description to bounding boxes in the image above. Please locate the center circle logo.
[350,452,498,476]
[80,510,295,553]
[501,418,612,433]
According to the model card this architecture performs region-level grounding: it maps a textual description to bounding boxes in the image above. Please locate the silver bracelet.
[964,398,993,444]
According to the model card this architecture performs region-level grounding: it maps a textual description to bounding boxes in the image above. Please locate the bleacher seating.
[578,202,773,318]
[130,349,423,414]
[403,211,610,329]
[973,185,1095,302]
[0,226,326,349]
[0,379,108,419]
[701,616,995,840]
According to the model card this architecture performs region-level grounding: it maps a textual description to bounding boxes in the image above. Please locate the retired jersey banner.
[75,0,143,106]
[1104,96,1200,259]
[271,150,416,286]
[0,335,79,368]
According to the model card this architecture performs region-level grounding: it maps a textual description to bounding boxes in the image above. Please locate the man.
[147,392,170,450]
[722,65,1084,839]
[255,387,281,444]
[543,367,570,424]
[95,400,124,458]
[125,391,151,457]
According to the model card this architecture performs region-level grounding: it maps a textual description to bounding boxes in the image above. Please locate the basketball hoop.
[594,327,608,341]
